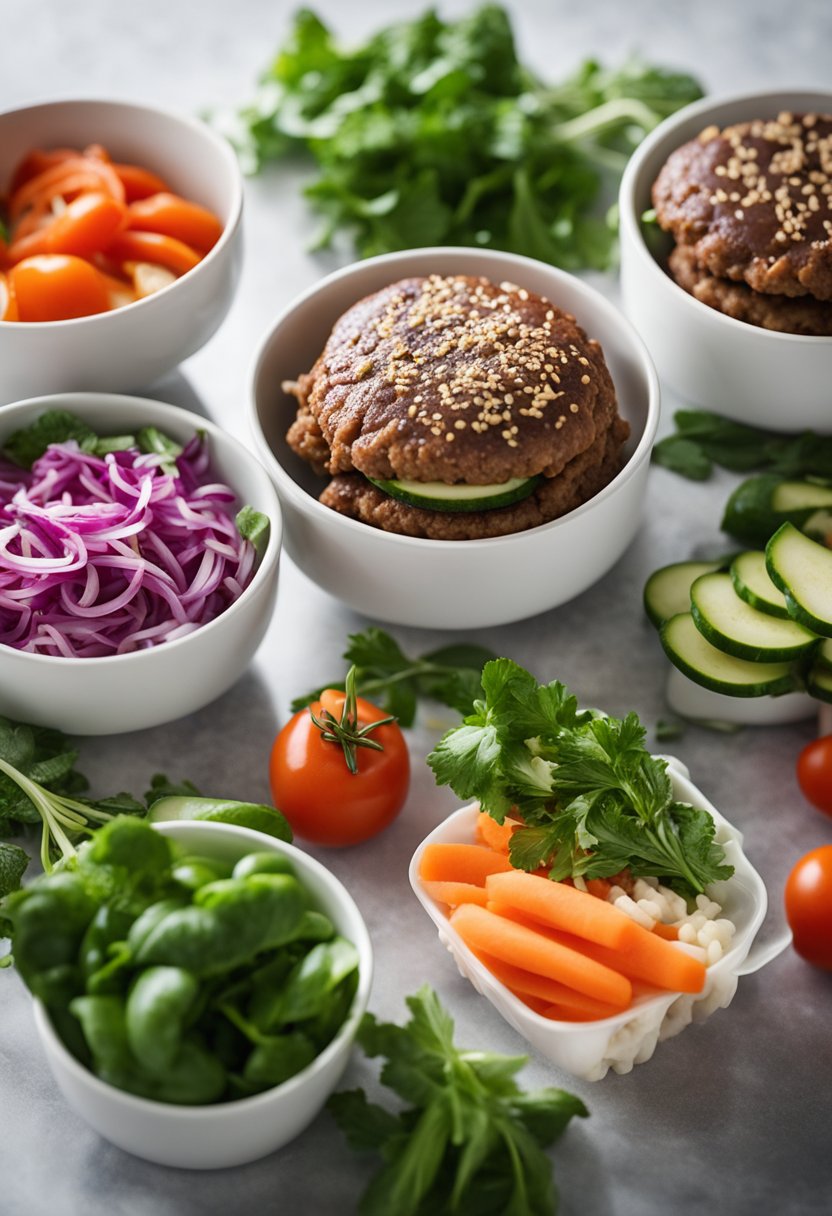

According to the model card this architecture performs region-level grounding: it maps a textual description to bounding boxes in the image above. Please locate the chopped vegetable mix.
[225,4,703,268]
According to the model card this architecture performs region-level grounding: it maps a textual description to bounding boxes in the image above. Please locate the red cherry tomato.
[269,676,409,847]
[784,846,832,970]
[796,735,832,817]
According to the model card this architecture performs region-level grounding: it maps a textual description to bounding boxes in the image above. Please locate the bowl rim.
[249,245,661,553]
[619,86,832,347]
[0,391,282,668]
[408,777,768,1038]
[0,96,243,331]
[33,819,374,1119]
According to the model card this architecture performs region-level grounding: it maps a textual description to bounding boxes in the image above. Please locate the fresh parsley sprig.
[328,986,587,1216]
[652,409,832,482]
[291,627,496,727]
[427,659,733,897]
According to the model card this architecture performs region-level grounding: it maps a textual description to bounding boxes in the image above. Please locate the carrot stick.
[475,811,518,853]
[485,870,638,950]
[449,903,632,1008]
[421,880,489,908]
[539,1003,618,1023]
[473,949,624,1018]
[489,899,704,994]
[418,843,514,886]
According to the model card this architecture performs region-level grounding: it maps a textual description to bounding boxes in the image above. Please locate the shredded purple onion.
[0,437,256,658]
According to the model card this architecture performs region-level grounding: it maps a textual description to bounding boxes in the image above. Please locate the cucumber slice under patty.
[730,550,790,619]
[367,474,541,513]
[643,559,724,629]
[660,613,797,697]
[766,521,832,638]
[690,572,817,661]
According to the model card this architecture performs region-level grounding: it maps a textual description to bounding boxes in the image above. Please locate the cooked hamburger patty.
[319,417,630,541]
[668,245,832,336]
[652,112,832,301]
[285,274,623,485]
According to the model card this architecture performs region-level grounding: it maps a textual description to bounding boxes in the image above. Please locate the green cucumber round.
[807,663,832,704]
[690,572,817,662]
[643,559,724,629]
[660,613,797,698]
[730,551,790,619]
[368,475,541,513]
[766,522,832,639]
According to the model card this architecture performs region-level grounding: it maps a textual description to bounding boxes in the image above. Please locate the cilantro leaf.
[653,409,832,482]
[328,986,587,1216]
[225,6,702,271]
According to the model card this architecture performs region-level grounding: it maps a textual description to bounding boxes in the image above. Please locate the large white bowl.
[0,392,281,734]
[32,820,374,1169]
[249,247,660,630]
[619,89,832,430]
[0,98,243,403]
[409,760,788,1081]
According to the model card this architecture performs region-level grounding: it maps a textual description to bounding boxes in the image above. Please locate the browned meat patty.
[668,245,832,336]
[319,418,629,540]
[653,112,832,301]
[285,274,621,485]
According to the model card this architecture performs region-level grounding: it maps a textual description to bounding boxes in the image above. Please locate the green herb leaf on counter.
[427,659,734,897]
[291,627,496,727]
[328,985,587,1216]
[653,410,832,482]
[225,5,702,270]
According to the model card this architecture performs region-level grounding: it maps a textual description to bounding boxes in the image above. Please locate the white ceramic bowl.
[32,820,373,1169]
[619,89,832,430]
[0,98,243,404]
[0,392,281,734]
[250,247,660,630]
[409,760,788,1081]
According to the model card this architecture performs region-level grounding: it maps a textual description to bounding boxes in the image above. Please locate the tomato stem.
[309,666,397,775]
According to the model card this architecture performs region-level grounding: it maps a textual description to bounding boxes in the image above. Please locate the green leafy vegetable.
[291,627,496,727]
[0,409,191,473]
[653,410,832,482]
[225,5,702,269]
[235,505,271,556]
[427,660,733,897]
[328,985,587,1216]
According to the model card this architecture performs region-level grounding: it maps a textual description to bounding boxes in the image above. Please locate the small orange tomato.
[9,254,110,321]
[269,670,410,847]
[128,192,223,253]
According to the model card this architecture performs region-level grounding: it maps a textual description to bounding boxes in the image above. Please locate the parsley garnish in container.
[427,659,733,898]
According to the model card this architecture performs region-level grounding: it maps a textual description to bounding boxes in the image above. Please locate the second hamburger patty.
[286,274,625,487]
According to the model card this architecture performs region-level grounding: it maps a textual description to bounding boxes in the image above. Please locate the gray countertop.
[2,2,832,1213]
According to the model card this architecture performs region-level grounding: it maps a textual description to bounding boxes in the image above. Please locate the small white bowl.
[0,392,281,734]
[250,247,659,630]
[619,89,832,430]
[664,663,817,725]
[32,820,373,1169]
[409,761,786,1081]
[0,98,243,403]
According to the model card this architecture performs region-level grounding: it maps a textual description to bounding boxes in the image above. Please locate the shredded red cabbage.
[0,437,257,658]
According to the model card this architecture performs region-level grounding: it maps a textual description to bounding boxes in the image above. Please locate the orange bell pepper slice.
[103,229,202,276]
[127,192,223,253]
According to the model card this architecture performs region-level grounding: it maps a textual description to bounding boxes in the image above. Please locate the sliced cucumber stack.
[766,522,832,637]
[368,474,541,513]
[660,614,797,697]
[722,474,832,547]
[730,550,790,619]
[807,664,832,704]
[690,572,816,662]
[643,559,725,628]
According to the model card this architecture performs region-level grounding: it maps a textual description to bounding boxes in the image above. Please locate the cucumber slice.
[690,572,817,661]
[722,475,832,547]
[766,521,832,638]
[660,613,797,697]
[807,664,832,704]
[730,551,790,619]
[771,481,832,512]
[368,475,541,513]
[643,559,724,629]
[802,509,832,543]
[816,638,832,673]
